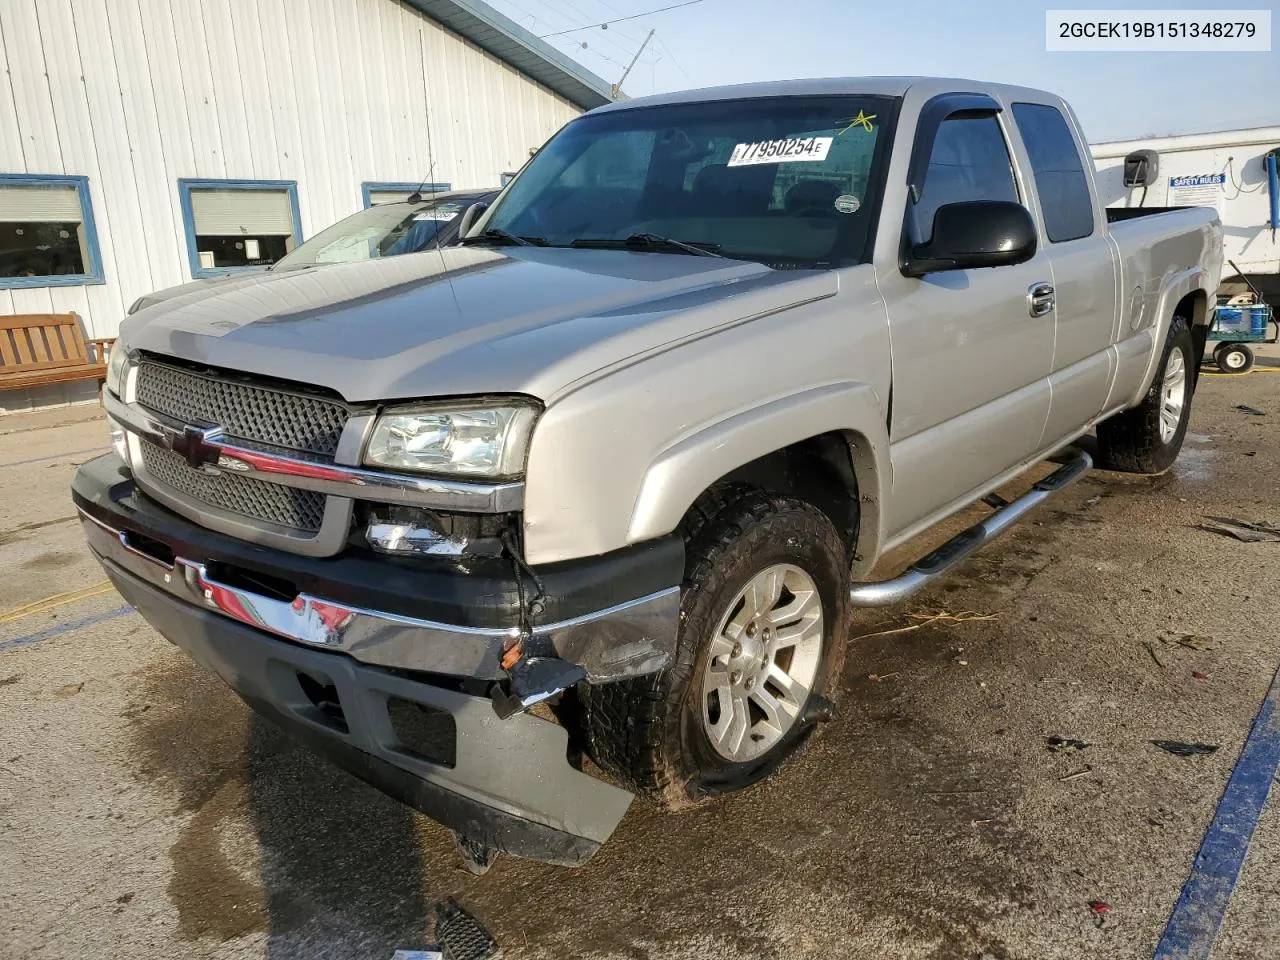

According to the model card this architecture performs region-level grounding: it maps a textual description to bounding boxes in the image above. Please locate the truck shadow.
[126,651,437,956]
[244,714,438,957]
[128,631,1040,960]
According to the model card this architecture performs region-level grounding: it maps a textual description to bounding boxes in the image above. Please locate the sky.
[488,0,1278,142]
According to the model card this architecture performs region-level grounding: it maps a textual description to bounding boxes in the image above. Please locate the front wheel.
[579,489,850,809]
[1096,314,1195,474]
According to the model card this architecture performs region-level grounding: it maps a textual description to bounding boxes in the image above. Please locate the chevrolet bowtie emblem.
[171,424,225,472]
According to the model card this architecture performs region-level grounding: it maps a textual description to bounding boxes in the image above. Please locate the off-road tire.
[1096,314,1195,474]
[579,487,851,810]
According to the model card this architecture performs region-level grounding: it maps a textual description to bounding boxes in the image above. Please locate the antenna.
[612,29,654,99]
[406,167,439,205]
[406,151,440,204]
[409,29,441,206]
[417,28,462,322]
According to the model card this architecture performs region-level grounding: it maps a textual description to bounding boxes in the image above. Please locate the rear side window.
[1012,103,1094,243]
[915,116,1018,243]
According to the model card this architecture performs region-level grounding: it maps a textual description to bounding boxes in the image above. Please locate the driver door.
[878,104,1055,541]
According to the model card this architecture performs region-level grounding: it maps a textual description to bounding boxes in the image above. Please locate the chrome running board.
[849,450,1093,607]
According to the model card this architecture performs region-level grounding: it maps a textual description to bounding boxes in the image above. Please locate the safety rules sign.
[1169,173,1226,210]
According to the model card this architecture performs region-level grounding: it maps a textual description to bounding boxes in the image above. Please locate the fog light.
[368,519,466,557]
[365,505,508,559]
[366,505,465,557]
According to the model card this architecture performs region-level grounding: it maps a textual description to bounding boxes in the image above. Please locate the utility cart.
[1208,299,1276,373]
[1206,259,1277,373]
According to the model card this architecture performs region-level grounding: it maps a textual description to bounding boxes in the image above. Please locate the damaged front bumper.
[73,453,683,865]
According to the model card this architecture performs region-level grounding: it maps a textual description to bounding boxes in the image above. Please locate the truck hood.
[128,274,247,313]
[120,247,836,403]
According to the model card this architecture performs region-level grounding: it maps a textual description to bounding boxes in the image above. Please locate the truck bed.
[1106,206,1192,223]
[1108,207,1223,309]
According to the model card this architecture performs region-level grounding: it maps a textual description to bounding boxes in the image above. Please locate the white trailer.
[1092,126,1280,303]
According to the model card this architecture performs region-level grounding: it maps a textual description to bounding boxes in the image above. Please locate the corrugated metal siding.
[0,0,581,411]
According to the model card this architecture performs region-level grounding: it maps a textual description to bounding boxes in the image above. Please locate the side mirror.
[457,202,489,238]
[901,200,1037,277]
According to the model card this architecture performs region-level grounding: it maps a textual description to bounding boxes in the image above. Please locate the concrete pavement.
[2,352,1279,959]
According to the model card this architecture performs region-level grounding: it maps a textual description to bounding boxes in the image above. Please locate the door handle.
[1028,282,1055,317]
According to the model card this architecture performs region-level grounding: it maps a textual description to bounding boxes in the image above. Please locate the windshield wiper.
[572,234,725,258]
[461,228,547,247]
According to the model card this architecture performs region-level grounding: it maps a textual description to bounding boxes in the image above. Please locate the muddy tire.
[579,487,850,810]
[1096,315,1195,475]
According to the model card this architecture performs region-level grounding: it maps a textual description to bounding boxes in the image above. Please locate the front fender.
[626,381,890,573]
[520,263,892,566]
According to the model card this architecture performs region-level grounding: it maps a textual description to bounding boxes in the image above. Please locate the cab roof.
[588,77,1065,115]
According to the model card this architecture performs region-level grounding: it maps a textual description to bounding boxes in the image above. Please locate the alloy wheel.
[701,563,823,762]
[1159,348,1187,443]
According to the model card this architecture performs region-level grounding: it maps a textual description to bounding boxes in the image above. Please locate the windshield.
[273,195,473,271]
[477,95,896,267]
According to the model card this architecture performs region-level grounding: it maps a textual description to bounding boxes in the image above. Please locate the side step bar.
[849,450,1093,608]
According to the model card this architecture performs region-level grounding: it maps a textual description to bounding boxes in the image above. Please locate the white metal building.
[0,0,610,413]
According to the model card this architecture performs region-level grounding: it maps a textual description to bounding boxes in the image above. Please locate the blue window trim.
[0,173,105,289]
[361,181,451,208]
[177,178,303,278]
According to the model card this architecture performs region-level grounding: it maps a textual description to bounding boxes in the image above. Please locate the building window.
[361,181,451,207]
[178,179,302,277]
[0,174,104,288]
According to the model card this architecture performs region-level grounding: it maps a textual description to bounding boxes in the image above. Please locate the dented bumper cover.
[73,453,684,864]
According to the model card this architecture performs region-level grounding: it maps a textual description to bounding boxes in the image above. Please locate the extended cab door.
[1007,99,1119,447]
[877,94,1055,541]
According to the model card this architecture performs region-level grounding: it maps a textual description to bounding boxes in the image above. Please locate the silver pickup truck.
[75,77,1223,870]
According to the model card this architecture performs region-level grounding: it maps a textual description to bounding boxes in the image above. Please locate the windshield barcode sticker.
[727,137,833,167]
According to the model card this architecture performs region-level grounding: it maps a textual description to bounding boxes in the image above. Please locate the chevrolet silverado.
[75,78,1224,871]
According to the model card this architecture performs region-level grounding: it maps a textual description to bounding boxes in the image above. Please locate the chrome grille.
[136,360,349,459]
[140,440,327,533]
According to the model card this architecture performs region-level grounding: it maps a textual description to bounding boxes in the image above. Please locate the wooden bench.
[0,313,114,392]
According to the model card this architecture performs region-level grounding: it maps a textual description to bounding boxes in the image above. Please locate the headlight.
[106,346,129,396]
[364,401,539,479]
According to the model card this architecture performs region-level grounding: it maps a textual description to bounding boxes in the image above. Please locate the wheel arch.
[1174,287,1211,392]
[626,381,889,577]
[1173,287,1211,329]
[1128,271,1213,407]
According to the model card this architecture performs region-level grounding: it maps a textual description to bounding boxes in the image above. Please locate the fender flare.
[626,381,890,574]
[1128,266,1211,406]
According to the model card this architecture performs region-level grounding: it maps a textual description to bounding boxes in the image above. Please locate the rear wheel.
[580,488,850,809]
[1215,342,1255,374]
[1096,314,1195,474]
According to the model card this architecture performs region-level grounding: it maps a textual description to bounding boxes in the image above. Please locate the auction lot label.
[1046,9,1270,50]
[728,137,833,167]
